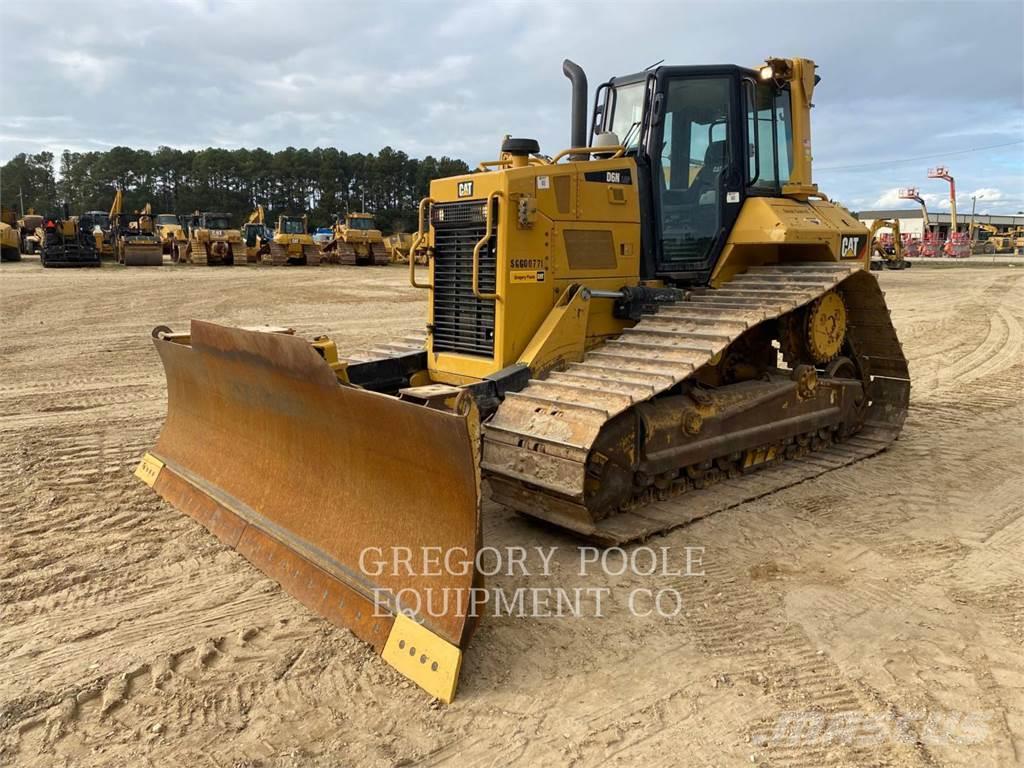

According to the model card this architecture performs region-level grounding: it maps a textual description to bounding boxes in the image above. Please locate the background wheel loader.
[180,211,243,265]
[261,214,321,266]
[321,211,387,265]
[137,57,909,703]
[16,210,44,254]
[154,212,187,257]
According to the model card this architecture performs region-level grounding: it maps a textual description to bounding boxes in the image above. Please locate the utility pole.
[928,167,956,235]
[18,187,24,217]
[969,195,981,240]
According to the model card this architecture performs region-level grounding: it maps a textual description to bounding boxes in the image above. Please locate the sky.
[1,0,1022,214]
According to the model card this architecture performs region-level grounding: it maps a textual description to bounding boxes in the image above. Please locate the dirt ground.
[1,258,1021,768]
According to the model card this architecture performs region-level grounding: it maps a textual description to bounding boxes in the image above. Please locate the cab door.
[645,69,745,283]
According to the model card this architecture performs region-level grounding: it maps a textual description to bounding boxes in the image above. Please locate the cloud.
[2,0,1023,213]
[41,51,116,93]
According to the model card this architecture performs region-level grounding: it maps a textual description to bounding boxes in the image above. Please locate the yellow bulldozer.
[178,211,244,265]
[321,211,388,264]
[382,231,428,264]
[261,214,321,266]
[136,57,909,703]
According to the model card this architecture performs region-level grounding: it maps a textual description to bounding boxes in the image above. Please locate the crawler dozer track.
[484,263,910,544]
[332,241,387,266]
[265,242,321,266]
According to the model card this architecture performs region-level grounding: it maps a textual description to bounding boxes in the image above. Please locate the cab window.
[655,77,732,268]
[608,82,646,149]
[746,82,792,190]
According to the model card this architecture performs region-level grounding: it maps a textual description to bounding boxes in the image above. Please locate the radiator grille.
[431,200,496,357]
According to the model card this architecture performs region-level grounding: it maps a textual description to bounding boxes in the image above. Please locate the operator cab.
[345,214,377,231]
[202,213,231,230]
[279,216,306,235]
[592,64,798,284]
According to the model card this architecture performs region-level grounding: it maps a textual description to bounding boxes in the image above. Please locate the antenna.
[644,59,665,71]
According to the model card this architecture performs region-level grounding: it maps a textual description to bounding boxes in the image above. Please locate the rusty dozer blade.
[136,320,481,702]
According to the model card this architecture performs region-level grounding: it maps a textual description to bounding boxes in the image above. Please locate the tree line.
[0,147,470,233]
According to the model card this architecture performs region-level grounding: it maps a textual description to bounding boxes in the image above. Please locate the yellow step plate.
[134,452,164,487]
[382,614,462,703]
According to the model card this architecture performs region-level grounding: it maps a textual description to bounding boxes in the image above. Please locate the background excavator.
[866,219,912,269]
[321,211,388,264]
[137,57,909,703]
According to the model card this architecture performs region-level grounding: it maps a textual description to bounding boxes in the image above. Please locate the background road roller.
[137,56,909,702]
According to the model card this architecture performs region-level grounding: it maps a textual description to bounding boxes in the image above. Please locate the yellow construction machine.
[1,206,20,261]
[84,204,115,259]
[261,214,321,265]
[322,211,388,264]
[383,231,428,264]
[241,205,271,263]
[154,212,187,257]
[16,210,44,255]
[866,219,911,270]
[970,223,1016,254]
[110,197,163,266]
[137,57,909,702]
[180,211,244,265]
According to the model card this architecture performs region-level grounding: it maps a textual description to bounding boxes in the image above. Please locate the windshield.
[608,81,646,149]
[87,212,110,228]
[347,217,376,230]
[281,218,305,234]
[204,215,230,229]
[155,214,177,225]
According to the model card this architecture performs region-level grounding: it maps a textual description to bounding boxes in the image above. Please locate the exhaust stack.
[562,59,588,160]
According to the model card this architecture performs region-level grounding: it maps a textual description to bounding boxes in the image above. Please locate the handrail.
[476,145,625,171]
[472,191,502,302]
[409,196,433,289]
[548,145,626,164]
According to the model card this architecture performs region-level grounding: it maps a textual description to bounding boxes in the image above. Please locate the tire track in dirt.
[1,262,1022,767]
